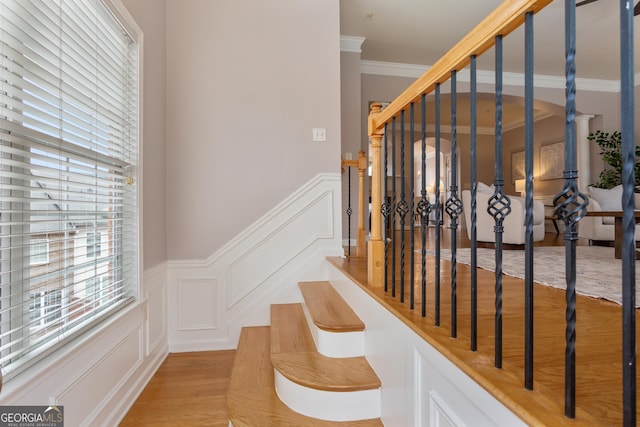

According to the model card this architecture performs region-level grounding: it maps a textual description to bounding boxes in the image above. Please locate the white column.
[576,114,594,193]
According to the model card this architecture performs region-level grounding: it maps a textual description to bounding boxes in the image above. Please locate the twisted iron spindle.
[523,10,535,391]
[434,83,442,327]
[346,166,353,257]
[444,70,463,339]
[391,117,397,298]
[397,111,409,303]
[416,93,432,318]
[487,34,510,369]
[409,102,416,310]
[382,125,391,293]
[556,1,588,416]
[469,54,478,352]
[619,1,636,425]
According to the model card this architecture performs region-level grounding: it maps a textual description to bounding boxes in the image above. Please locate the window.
[29,290,62,330]
[86,232,102,258]
[0,0,139,381]
[29,239,49,265]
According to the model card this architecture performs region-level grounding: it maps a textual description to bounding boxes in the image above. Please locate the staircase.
[226,281,383,426]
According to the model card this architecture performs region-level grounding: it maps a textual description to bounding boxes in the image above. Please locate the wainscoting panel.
[167,173,344,352]
[177,279,217,331]
[56,328,143,426]
[429,390,464,427]
[327,263,527,427]
[226,190,333,309]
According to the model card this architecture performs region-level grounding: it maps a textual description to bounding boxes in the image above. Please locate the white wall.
[341,50,364,247]
[166,0,342,260]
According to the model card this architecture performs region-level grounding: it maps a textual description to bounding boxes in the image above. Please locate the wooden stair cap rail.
[270,304,381,392]
[227,326,383,426]
[299,281,365,333]
[370,0,553,134]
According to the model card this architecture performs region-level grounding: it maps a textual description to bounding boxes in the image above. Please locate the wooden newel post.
[368,103,385,287]
[356,150,367,257]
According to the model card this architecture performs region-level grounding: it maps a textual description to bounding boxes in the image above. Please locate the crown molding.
[340,36,366,53]
[360,60,627,93]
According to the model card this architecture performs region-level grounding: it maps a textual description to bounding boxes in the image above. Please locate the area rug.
[426,246,639,307]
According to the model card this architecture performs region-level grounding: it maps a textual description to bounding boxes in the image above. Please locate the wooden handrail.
[368,0,552,135]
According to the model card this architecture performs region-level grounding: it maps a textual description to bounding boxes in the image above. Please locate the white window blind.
[0,0,138,380]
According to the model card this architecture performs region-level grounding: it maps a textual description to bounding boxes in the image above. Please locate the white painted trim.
[167,174,344,351]
[361,59,623,92]
[340,35,366,53]
[274,369,380,421]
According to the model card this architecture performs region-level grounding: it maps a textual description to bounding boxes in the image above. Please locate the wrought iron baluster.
[435,83,442,326]
[347,165,352,258]
[410,102,416,310]
[619,0,636,425]
[488,34,510,369]
[469,54,478,352]
[397,111,409,303]
[391,117,397,298]
[444,70,463,339]
[555,1,588,417]
[416,94,431,318]
[523,10,535,391]
[382,126,391,293]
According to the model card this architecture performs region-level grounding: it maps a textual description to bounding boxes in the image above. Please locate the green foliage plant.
[587,130,640,191]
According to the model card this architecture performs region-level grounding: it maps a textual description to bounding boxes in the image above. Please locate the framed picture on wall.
[511,150,525,182]
[540,141,565,180]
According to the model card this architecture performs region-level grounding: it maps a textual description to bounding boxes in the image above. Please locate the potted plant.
[587,130,640,191]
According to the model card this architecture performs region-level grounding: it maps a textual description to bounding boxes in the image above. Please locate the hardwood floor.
[120,350,236,426]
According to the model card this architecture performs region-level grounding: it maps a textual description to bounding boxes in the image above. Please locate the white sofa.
[578,185,640,243]
[461,186,545,245]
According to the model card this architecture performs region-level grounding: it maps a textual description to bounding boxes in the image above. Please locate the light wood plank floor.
[120,350,236,426]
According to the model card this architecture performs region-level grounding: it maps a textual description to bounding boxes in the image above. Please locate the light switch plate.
[312,128,326,142]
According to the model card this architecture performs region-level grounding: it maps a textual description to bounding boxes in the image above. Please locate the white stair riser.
[274,370,380,421]
[302,303,365,358]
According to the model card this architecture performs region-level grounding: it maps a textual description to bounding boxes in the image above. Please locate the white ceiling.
[340,0,638,81]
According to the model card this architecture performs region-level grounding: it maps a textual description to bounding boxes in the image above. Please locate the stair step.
[299,281,365,332]
[299,281,366,358]
[227,326,383,427]
[270,303,381,421]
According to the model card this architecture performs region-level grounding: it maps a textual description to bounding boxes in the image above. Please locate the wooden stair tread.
[227,326,383,427]
[299,281,365,332]
[271,303,316,354]
[270,304,381,392]
[271,352,381,392]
